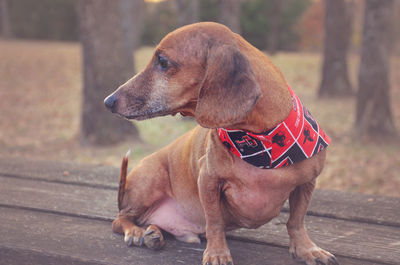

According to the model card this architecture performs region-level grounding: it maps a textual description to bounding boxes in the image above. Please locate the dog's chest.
[221,159,294,228]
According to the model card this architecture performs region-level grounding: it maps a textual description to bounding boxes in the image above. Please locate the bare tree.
[0,0,12,38]
[77,0,139,145]
[267,0,281,55]
[218,0,241,34]
[318,0,352,97]
[175,0,199,27]
[356,0,396,138]
[120,0,144,54]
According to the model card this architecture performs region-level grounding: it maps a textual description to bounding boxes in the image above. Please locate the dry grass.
[0,39,399,197]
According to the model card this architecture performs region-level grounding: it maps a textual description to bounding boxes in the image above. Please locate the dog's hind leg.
[143,224,165,250]
[112,153,169,250]
[111,152,146,247]
[286,179,339,265]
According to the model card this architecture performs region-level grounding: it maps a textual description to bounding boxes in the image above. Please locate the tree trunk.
[318,0,352,97]
[0,0,12,38]
[119,0,144,54]
[175,0,199,28]
[356,0,396,138]
[77,0,139,145]
[267,0,281,55]
[218,0,241,34]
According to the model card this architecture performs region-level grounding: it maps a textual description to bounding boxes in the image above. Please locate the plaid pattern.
[218,86,330,169]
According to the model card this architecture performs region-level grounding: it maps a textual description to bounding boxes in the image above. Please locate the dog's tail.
[118,149,131,211]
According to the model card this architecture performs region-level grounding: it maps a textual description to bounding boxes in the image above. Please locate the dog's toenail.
[205,262,211,265]
[126,237,133,247]
[329,256,339,265]
[145,229,155,236]
[139,237,144,246]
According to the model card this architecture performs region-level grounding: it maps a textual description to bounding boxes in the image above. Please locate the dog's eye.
[157,55,169,70]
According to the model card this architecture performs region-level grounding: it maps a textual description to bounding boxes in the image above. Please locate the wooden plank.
[1,157,399,226]
[0,175,398,264]
[0,247,101,265]
[0,176,116,221]
[308,189,400,227]
[281,190,400,227]
[0,156,119,189]
[0,207,379,265]
[228,213,400,265]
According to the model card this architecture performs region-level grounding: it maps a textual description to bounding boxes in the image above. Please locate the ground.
[0,39,399,197]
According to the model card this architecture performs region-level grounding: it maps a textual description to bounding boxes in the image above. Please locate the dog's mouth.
[110,95,188,121]
[119,108,177,121]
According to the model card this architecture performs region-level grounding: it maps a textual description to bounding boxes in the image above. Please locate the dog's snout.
[104,94,116,111]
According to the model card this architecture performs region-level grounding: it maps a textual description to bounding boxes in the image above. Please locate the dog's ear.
[195,44,261,128]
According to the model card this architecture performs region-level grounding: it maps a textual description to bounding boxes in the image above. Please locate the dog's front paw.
[289,244,339,265]
[202,247,233,265]
[143,224,165,250]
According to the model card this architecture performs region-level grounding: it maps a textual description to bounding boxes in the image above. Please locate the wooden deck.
[0,157,399,265]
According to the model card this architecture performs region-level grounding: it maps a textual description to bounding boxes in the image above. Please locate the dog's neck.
[240,87,292,133]
[230,69,292,133]
[179,75,292,133]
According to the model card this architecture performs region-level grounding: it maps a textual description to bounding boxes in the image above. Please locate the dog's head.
[104,22,261,128]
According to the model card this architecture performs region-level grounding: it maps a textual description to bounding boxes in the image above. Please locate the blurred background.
[0,0,398,196]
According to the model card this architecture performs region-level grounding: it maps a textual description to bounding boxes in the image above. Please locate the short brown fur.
[105,22,338,265]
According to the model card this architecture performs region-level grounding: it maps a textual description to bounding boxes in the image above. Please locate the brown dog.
[104,22,338,265]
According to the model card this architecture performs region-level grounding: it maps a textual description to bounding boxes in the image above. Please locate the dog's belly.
[145,197,205,240]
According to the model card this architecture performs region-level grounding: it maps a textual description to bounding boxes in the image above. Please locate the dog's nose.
[104,94,116,111]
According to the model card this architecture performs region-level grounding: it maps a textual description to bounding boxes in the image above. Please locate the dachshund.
[104,22,337,265]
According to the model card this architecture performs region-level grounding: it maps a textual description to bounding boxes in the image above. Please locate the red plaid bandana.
[218,86,330,169]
